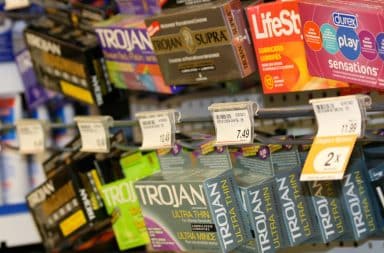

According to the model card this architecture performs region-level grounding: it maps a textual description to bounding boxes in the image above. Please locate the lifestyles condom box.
[299,0,384,90]
[145,0,257,85]
[135,169,249,252]
[246,0,348,94]
[94,15,178,94]
[24,17,112,106]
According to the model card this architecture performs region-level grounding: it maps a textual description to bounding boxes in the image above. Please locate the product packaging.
[339,149,379,241]
[246,0,348,94]
[97,151,161,250]
[26,164,104,251]
[145,0,257,85]
[94,15,178,94]
[305,180,346,243]
[157,137,232,171]
[273,146,317,247]
[116,0,162,15]
[24,17,112,106]
[135,168,249,252]
[299,0,384,89]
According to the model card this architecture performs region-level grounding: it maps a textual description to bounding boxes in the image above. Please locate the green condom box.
[134,168,249,252]
[99,151,160,250]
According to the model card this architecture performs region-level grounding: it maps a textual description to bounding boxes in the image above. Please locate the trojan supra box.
[246,1,348,93]
[134,169,249,252]
[145,0,257,85]
[299,0,384,89]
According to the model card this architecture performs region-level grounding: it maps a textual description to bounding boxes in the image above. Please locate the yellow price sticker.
[300,135,357,181]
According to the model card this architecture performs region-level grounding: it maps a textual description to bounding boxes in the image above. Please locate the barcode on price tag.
[300,95,370,181]
[5,0,30,10]
[209,101,257,146]
[16,120,46,154]
[212,109,252,145]
[138,114,173,150]
[75,116,112,153]
[313,97,363,137]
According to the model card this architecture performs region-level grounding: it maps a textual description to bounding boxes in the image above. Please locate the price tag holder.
[16,119,46,154]
[5,0,30,10]
[136,110,180,150]
[75,116,113,153]
[300,95,371,181]
[208,101,258,146]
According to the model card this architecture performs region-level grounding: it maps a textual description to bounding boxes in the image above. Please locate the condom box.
[306,180,346,243]
[235,170,285,253]
[340,155,379,241]
[145,0,257,85]
[26,165,100,251]
[135,169,249,252]
[246,0,348,93]
[24,18,112,106]
[299,0,384,89]
[98,151,160,250]
[94,15,177,94]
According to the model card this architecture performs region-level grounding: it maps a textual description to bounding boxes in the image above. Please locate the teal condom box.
[236,170,285,253]
[134,169,249,252]
[340,156,379,241]
[306,180,346,243]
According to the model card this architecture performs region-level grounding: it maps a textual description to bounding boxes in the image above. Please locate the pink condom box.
[298,0,384,89]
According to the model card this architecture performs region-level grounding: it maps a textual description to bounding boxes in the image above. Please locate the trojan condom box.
[94,15,177,94]
[98,151,160,250]
[246,0,348,94]
[339,150,379,241]
[24,17,112,106]
[134,169,249,252]
[299,0,384,90]
[145,0,257,85]
[231,145,286,252]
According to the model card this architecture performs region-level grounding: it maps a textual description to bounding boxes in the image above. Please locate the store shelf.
[0,209,41,247]
[0,62,24,95]
[287,239,384,253]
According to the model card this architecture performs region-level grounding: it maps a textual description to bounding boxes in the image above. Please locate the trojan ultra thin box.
[246,0,348,93]
[135,169,249,252]
[299,0,384,89]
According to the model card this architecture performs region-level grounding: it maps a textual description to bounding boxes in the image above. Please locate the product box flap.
[299,0,384,9]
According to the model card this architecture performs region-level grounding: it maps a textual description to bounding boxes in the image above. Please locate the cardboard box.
[145,0,257,85]
[246,1,348,93]
[135,169,250,252]
[94,15,178,94]
[24,18,112,106]
[299,0,384,89]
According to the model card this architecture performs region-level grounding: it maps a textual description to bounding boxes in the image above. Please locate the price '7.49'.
[237,129,250,140]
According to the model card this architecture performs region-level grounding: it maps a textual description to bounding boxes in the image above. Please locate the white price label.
[139,115,172,150]
[5,0,30,10]
[212,109,252,146]
[16,120,45,154]
[312,97,362,136]
[76,117,111,153]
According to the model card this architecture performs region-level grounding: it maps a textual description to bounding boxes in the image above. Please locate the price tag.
[5,0,30,10]
[75,116,112,153]
[136,110,180,150]
[16,120,46,154]
[300,95,371,181]
[209,101,258,146]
